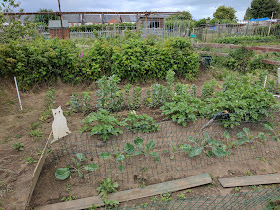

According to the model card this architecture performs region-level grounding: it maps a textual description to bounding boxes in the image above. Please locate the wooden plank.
[35,173,212,210]
[262,59,280,66]
[219,173,280,188]
[197,51,229,57]
[25,132,52,210]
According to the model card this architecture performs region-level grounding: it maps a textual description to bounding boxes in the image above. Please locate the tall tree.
[213,5,236,20]
[35,8,58,24]
[166,11,192,20]
[244,0,280,19]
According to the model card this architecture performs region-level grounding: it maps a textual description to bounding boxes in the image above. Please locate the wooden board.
[197,51,229,57]
[262,59,280,66]
[219,173,280,188]
[25,132,52,210]
[35,173,212,210]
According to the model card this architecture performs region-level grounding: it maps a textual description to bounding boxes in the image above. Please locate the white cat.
[52,106,71,141]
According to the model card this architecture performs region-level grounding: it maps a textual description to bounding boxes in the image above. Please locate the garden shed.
[49,20,70,39]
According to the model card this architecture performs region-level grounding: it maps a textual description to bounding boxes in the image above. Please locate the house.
[120,15,137,23]
[48,20,70,39]
[63,14,81,27]
[84,15,102,25]
[103,15,121,24]
[137,14,165,29]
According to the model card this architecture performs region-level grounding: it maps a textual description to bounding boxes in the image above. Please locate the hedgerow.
[0,36,199,90]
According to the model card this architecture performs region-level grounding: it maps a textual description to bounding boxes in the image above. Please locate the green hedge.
[0,36,199,90]
[215,35,277,44]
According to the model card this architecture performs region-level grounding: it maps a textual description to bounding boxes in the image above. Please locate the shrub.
[124,111,160,133]
[80,109,126,141]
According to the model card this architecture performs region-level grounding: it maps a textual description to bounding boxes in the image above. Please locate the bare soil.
[0,68,279,210]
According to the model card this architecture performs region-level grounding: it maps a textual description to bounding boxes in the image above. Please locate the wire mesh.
[47,110,280,186]
[114,187,280,209]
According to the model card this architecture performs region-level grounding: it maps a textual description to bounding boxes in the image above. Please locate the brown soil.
[0,68,279,210]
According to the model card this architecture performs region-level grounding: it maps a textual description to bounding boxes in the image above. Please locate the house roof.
[104,15,121,23]
[63,14,81,23]
[120,15,137,22]
[49,20,69,28]
[18,15,35,22]
[84,15,102,23]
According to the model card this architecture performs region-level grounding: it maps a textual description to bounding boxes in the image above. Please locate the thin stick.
[14,77,23,110]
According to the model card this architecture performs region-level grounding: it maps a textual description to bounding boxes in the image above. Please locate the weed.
[29,129,44,138]
[97,178,119,208]
[244,170,253,176]
[150,196,158,203]
[177,193,186,200]
[235,187,241,192]
[55,153,98,180]
[61,195,76,202]
[11,142,24,151]
[66,184,71,192]
[161,192,172,202]
[25,156,37,164]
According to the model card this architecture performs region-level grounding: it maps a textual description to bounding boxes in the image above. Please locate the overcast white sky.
[20,0,252,20]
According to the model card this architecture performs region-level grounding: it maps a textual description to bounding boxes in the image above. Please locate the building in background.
[84,15,102,25]
[63,14,81,27]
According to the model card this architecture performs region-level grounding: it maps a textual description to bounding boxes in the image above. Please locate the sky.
[19,0,252,20]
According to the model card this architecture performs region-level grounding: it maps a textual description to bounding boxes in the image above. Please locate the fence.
[115,187,280,209]
[46,110,280,186]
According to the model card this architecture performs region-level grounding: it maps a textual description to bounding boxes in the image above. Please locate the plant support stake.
[14,77,23,110]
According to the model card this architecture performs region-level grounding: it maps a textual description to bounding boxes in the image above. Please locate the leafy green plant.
[80,109,127,141]
[179,132,229,158]
[191,84,197,97]
[25,156,37,164]
[176,193,186,200]
[97,178,119,208]
[124,84,133,109]
[160,93,207,126]
[55,153,98,180]
[201,79,217,99]
[150,196,159,203]
[96,75,123,112]
[124,111,160,133]
[69,93,81,113]
[263,122,280,141]
[132,86,141,109]
[166,69,175,95]
[227,47,254,72]
[40,88,55,121]
[29,129,44,138]
[114,138,159,173]
[81,92,93,114]
[145,84,169,108]
[11,142,24,151]
[61,195,76,202]
[161,192,172,202]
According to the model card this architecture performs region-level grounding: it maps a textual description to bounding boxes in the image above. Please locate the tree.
[0,0,37,43]
[166,11,192,20]
[213,5,236,20]
[34,8,58,24]
[244,0,280,19]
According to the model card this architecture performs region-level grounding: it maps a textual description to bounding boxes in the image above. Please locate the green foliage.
[69,23,136,32]
[0,37,199,90]
[34,9,59,24]
[55,153,98,180]
[160,91,207,126]
[215,35,277,44]
[132,86,141,109]
[25,156,37,164]
[124,111,160,133]
[61,195,76,202]
[201,79,218,99]
[40,88,55,122]
[29,129,44,138]
[177,193,187,200]
[180,132,229,158]
[206,75,277,127]
[263,122,280,141]
[245,0,280,19]
[96,75,123,112]
[11,142,24,151]
[69,93,81,113]
[161,192,172,202]
[145,84,169,108]
[227,47,254,72]
[97,178,119,208]
[67,92,92,114]
[213,5,236,20]
[80,109,126,141]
